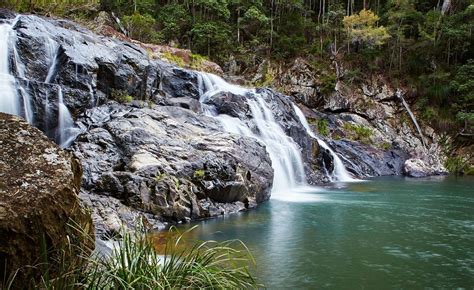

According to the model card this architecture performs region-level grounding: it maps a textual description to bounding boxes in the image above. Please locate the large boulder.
[0,113,93,283]
[72,103,273,237]
[403,158,447,178]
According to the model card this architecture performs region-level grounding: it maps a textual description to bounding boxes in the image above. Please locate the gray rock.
[72,104,273,237]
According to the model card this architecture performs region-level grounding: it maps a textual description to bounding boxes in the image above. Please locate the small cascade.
[56,86,80,147]
[197,72,307,195]
[0,16,81,147]
[0,16,33,123]
[292,103,358,182]
[44,41,81,147]
[45,38,59,83]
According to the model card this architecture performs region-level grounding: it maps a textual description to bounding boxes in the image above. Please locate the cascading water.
[0,16,79,148]
[44,36,81,147]
[197,72,308,195]
[292,104,357,182]
[0,16,33,123]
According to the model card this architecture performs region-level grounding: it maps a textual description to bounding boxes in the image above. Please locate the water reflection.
[180,176,474,288]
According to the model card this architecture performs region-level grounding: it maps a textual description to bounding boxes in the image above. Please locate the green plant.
[316,119,329,137]
[444,156,471,175]
[377,142,392,151]
[189,53,207,70]
[161,51,186,67]
[110,89,133,103]
[319,72,337,95]
[6,224,261,289]
[343,123,373,144]
[193,169,206,179]
[122,12,162,43]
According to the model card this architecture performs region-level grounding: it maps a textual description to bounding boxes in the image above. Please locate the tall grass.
[4,224,260,289]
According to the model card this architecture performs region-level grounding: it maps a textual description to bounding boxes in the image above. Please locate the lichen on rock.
[0,113,93,284]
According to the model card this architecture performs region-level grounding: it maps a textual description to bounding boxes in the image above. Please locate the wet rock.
[72,104,273,237]
[0,113,93,283]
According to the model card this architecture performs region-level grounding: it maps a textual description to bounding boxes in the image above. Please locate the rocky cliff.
[0,11,447,238]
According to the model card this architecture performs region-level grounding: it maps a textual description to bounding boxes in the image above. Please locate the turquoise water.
[182,176,474,289]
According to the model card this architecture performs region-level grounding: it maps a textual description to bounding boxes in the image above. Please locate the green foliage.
[343,9,390,47]
[445,156,471,175]
[317,119,329,137]
[451,60,474,105]
[157,4,191,42]
[5,224,260,289]
[191,21,232,59]
[1,0,100,16]
[343,123,373,143]
[320,72,337,95]
[110,89,133,103]
[377,142,392,151]
[122,12,161,43]
[193,169,206,178]
[161,51,186,67]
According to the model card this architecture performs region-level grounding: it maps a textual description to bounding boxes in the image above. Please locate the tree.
[343,9,390,48]
[122,12,160,43]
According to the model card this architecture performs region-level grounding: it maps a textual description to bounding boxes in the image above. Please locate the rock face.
[0,113,93,282]
[0,10,449,243]
[72,103,273,237]
[404,158,446,178]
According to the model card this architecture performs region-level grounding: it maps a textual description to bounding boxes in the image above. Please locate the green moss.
[189,53,207,70]
[376,141,392,151]
[343,123,373,144]
[254,63,275,87]
[161,51,186,67]
[193,169,206,179]
[317,119,329,137]
[110,89,133,103]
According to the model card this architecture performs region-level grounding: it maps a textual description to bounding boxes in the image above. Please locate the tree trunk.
[441,0,451,15]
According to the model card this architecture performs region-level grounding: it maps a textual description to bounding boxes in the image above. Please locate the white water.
[44,38,81,147]
[0,16,79,147]
[197,72,312,196]
[0,20,19,115]
[292,104,357,182]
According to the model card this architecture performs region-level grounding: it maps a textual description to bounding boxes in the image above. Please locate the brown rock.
[0,113,93,284]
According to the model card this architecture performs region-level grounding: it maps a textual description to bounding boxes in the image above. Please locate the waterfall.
[0,16,33,123]
[44,40,81,148]
[1,16,79,148]
[292,104,357,182]
[197,72,307,195]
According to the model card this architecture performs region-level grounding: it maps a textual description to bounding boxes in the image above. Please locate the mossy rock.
[0,113,94,285]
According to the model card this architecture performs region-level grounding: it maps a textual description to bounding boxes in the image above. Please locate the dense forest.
[2,0,473,143]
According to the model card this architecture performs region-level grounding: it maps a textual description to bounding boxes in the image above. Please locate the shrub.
[193,169,206,179]
[445,156,471,175]
[317,119,329,137]
[110,89,133,103]
[161,51,186,67]
[5,224,260,289]
[343,123,373,143]
[122,12,161,43]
